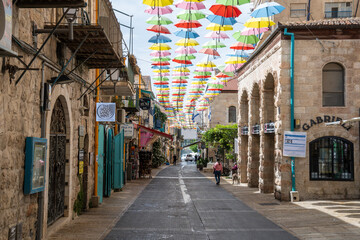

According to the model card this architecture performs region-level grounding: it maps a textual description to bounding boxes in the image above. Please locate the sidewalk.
[202,171,360,240]
[48,165,168,240]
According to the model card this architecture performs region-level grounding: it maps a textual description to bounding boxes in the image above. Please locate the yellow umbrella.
[173,67,190,72]
[156,87,170,90]
[172,87,187,90]
[192,81,207,84]
[225,57,247,64]
[175,38,199,46]
[153,69,170,73]
[183,0,204,2]
[206,23,233,31]
[244,17,275,28]
[149,43,171,50]
[196,61,216,68]
[143,0,173,7]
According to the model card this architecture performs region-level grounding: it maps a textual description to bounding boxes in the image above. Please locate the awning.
[43,25,124,69]
[16,0,86,8]
[141,90,155,99]
[134,124,173,141]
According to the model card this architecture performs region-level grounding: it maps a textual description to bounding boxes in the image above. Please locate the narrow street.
[105,163,297,240]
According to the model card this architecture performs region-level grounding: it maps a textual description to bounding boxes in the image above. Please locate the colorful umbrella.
[174,54,196,60]
[174,30,200,38]
[173,67,190,72]
[144,6,173,15]
[175,20,202,28]
[204,31,229,40]
[175,46,197,54]
[147,25,171,34]
[199,48,220,56]
[153,69,170,73]
[241,27,269,36]
[209,4,241,18]
[175,38,199,46]
[202,40,226,49]
[175,1,205,10]
[172,59,192,64]
[225,57,246,64]
[150,51,171,57]
[207,15,237,25]
[146,15,173,25]
[153,77,169,81]
[226,51,250,58]
[153,73,170,76]
[224,63,243,72]
[250,2,285,18]
[206,23,233,31]
[151,65,170,70]
[143,0,173,7]
[150,57,171,62]
[230,42,255,50]
[244,17,276,28]
[148,35,172,43]
[215,0,250,6]
[149,43,171,50]
[152,62,170,66]
[197,61,216,68]
[232,33,259,44]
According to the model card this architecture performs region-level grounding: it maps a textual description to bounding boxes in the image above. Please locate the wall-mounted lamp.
[63,8,79,40]
[108,68,120,93]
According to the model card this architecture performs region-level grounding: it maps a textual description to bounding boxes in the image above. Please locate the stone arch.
[260,73,276,193]
[239,90,249,183]
[248,83,260,188]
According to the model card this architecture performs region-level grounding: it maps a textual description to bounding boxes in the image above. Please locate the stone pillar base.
[90,196,99,208]
[290,191,299,202]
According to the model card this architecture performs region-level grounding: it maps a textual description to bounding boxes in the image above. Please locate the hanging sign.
[283,131,307,158]
[139,97,151,110]
[120,123,134,138]
[96,103,116,122]
[0,0,14,55]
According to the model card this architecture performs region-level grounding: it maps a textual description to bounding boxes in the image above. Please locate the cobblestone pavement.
[105,163,297,240]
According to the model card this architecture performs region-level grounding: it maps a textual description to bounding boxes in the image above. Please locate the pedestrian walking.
[173,155,177,166]
[213,159,223,185]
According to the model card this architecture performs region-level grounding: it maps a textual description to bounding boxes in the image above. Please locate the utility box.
[290,191,299,202]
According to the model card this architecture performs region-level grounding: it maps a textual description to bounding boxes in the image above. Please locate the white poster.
[96,103,116,122]
[283,131,307,158]
[120,123,134,138]
[234,138,239,154]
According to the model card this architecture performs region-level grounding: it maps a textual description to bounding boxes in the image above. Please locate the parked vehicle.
[185,154,194,161]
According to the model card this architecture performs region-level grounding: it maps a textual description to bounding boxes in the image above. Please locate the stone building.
[236,18,360,201]
[0,0,127,239]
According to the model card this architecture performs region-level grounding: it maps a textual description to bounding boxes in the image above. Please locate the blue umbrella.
[151,65,170,69]
[148,35,172,43]
[250,2,285,18]
[206,15,237,26]
[226,51,250,58]
[174,30,200,39]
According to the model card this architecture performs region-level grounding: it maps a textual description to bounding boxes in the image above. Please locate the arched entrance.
[240,90,249,183]
[48,98,67,225]
[249,84,260,188]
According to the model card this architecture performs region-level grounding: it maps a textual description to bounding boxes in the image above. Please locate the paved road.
[105,163,297,240]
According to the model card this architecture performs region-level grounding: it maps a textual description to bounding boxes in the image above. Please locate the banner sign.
[139,97,151,110]
[96,103,116,122]
[283,131,307,158]
[120,123,134,138]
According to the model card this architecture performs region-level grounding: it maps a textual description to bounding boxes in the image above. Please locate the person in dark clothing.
[173,155,177,165]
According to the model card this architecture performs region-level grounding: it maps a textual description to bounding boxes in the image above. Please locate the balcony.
[325,11,352,19]
[16,0,86,8]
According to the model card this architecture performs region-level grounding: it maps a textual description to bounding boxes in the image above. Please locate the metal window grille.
[310,136,354,181]
[322,63,345,106]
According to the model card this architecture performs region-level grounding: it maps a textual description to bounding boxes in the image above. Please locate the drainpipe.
[307,0,311,21]
[283,28,296,192]
[94,0,99,201]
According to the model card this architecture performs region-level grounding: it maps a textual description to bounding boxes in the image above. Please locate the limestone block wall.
[0,6,96,240]
[209,92,238,128]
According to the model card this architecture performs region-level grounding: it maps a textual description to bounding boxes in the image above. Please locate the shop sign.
[139,97,151,110]
[283,131,307,158]
[96,103,116,122]
[120,123,134,138]
[302,115,351,131]
[0,0,13,55]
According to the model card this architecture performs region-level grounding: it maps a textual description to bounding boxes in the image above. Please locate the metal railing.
[98,0,123,58]
[325,10,352,18]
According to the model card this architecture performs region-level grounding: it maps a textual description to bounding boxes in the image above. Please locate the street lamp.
[108,68,120,93]
[63,8,79,40]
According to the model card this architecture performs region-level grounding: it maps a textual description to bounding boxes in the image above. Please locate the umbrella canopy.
[152,62,170,66]
[207,15,237,25]
[174,54,196,60]
[150,51,171,57]
[232,33,259,44]
[150,57,171,62]
[173,67,190,72]
[206,23,233,31]
[153,77,169,81]
[151,65,170,69]
[149,43,171,50]
[199,48,220,56]
[197,61,216,68]
[172,80,188,84]
[202,40,226,49]
[175,46,197,54]
[215,0,250,6]
[143,0,173,7]
[241,27,269,36]
[251,2,285,18]
[174,30,200,38]
[195,67,214,71]
[153,73,170,76]
[148,35,172,43]
[224,63,243,72]
[177,10,206,20]
[175,20,202,28]
[244,17,276,28]
[172,59,192,64]
[175,38,199,46]
[144,6,173,15]
[226,50,250,58]
[225,57,246,64]
[230,42,255,50]
[153,69,170,73]
[147,25,171,34]
[209,4,241,18]
[175,1,205,10]
[204,31,229,40]
[146,15,173,25]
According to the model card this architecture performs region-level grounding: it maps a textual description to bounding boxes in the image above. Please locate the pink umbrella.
[175,1,205,10]
[204,31,229,40]
[150,51,171,57]
[175,46,197,54]
[241,27,269,36]
[224,63,244,72]
[195,67,214,72]
[172,72,190,76]
[145,6,173,15]
[199,48,220,56]
[153,73,170,76]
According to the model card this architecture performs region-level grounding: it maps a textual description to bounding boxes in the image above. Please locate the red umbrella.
[216,73,231,78]
[173,93,186,95]
[175,20,202,29]
[152,62,170,66]
[172,80,188,84]
[199,48,220,56]
[172,59,192,64]
[230,42,255,50]
[210,4,242,18]
[194,75,211,79]
[154,82,169,85]
[147,25,171,34]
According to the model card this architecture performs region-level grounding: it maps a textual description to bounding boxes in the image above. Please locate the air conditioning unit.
[0,0,16,56]
[117,109,126,123]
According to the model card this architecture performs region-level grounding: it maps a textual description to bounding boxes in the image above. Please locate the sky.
[112,1,254,80]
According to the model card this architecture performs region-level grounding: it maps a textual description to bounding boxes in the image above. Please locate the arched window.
[322,63,344,106]
[310,136,353,181]
[228,106,236,123]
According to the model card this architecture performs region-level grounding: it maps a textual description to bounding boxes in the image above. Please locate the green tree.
[189,144,198,153]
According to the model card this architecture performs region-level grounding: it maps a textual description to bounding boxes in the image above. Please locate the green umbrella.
[153,77,169,81]
[194,71,212,76]
[177,10,206,21]
[151,57,171,62]
[232,32,259,44]
[216,0,250,6]
[146,16,173,25]
[208,83,225,89]
[174,54,196,60]
[217,65,235,76]
[172,76,189,79]
[202,40,226,49]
